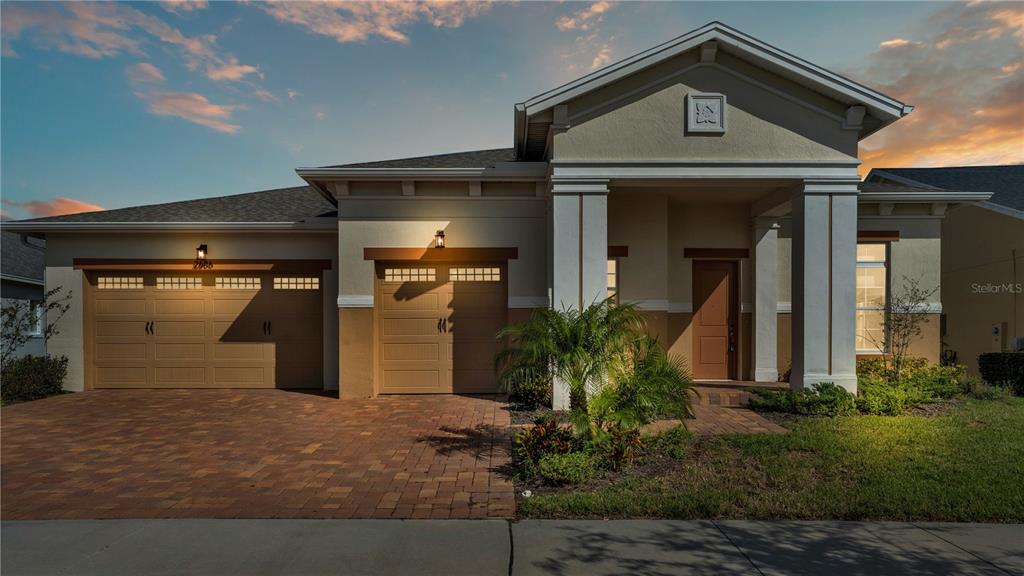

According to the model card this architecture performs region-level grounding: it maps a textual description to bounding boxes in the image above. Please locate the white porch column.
[790,179,859,393]
[550,178,609,409]
[752,217,779,383]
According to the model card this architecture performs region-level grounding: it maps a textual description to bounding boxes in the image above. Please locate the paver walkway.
[647,384,789,435]
[1,390,514,520]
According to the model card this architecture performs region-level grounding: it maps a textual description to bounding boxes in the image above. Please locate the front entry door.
[692,260,737,380]
[375,263,507,394]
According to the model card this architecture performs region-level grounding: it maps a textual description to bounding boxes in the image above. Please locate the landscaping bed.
[516,397,1024,522]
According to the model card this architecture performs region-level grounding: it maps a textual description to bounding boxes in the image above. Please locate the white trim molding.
[551,160,861,182]
[977,201,1024,221]
[777,302,792,313]
[668,302,693,314]
[337,295,373,308]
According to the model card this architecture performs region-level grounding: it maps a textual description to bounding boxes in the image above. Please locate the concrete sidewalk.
[3,519,1022,576]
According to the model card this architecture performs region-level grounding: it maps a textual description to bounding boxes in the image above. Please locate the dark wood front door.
[692,260,737,380]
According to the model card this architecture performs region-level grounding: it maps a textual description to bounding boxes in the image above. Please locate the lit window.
[156,277,203,290]
[97,277,144,290]
[384,268,436,282]
[215,277,261,290]
[28,302,43,337]
[274,277,320,290]
[450,267,500,282]
[607,259,618,301]
[856,243,888,353]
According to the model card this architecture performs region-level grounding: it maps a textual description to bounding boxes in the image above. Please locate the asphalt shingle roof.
[327,148,516,169]
[1,232,44,282]
[18,186,335,224]
[870,165,1024,211]
[859,181,936,193]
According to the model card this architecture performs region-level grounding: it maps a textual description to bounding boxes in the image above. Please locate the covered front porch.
[548,165,861,408]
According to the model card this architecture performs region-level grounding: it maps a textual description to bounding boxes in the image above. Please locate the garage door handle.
[267,321,272,335]
[262,321,267,335]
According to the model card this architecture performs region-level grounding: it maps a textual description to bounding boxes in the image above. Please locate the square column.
[790,179,859,393]
[752,217,779,383]
[550,178,609,409]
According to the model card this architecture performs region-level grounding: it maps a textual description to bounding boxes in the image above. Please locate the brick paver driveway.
[1,390,514,520]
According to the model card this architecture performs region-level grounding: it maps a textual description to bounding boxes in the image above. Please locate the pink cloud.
[2,2,259,82]
[556,1,615,32]
[3,197,104,218]
[126,62,165,84]
[137,91,244,134]
[160,0,209,15]
[855,2,1024,175]
[253,1,493,44]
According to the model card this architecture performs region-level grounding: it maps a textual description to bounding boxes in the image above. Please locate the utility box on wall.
[992,322,1008,352]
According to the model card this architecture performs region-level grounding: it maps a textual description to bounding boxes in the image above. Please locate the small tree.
[1,286,72,366]
[864,276,938,382]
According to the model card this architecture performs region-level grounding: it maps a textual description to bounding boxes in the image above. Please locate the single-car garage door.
[376,263,507,394]
[86,271,322,389]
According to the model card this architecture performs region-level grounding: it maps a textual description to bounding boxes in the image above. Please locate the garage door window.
[384,268,436,282]
[156,277,203,290]
[215,277,261,290]
[97,277,144,290]
[274,277,320,290]
[450,267,500,282]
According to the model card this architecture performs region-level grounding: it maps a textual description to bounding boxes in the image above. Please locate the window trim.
[28,302,43,337]
[855,241,890,354]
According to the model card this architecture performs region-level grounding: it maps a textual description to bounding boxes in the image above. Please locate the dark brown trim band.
[684,248,749,259]
[73,259,331,271]
[857,230,900,242]
[363,247,518,262]
[608,245,629,258]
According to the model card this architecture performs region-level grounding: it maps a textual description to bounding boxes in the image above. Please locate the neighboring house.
[866,166,1024,375]
[1,231,46,358]
[4,22,992,408]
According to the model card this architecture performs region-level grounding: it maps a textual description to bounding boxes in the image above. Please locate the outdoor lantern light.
[194,244,212,269]
[434,230,445,248]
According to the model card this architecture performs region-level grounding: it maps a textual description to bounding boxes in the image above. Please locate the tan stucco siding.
[44,232,339,392]
[942,205,1024,375]
[552,56,857,161]
[337,198,548,301]
[668,201,751,307]
[608,193,668,303]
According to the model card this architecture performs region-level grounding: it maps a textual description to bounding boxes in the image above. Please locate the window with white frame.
[856,243,888,353]
[273,276,320,290]
[383,268,436,282]
[607,259,618,301]
[28,301,43,337]
[450,267,500,282]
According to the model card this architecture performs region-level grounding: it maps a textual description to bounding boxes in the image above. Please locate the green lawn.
[518,398,1024,521]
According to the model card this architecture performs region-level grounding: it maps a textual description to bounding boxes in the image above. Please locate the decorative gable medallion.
[686,92,727,134]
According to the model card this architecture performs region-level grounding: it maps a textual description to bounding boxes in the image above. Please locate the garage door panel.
[155,366,206,386]
[451,341,500,369]
[153,320,205,338]
[382,293,441,314]
[154,298,205,316]
[213,319,265,341]
[382,370,441,392]
[213,366,268,387]
[213,342,268,360]
[95,366,148,387]
[212,296,261,317]
[95,342,147,360]
[448,317,505,338]
[96,321,147,337]
[95,298,146,316]
[154,342,206,360]
[383,317,441,337]
[275,362,321,389]
[383,342,439,361]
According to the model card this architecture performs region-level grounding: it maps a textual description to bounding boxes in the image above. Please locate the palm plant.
[494,298,644,412]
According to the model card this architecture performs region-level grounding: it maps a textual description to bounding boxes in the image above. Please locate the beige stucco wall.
[337,197,548,301]
[775,214,944,371]
[942,205,1024,375]
[552,51,858,162]
[608,193,668,304]
[44,231,340,392]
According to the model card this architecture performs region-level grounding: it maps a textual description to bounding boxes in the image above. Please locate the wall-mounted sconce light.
[434,230,445,248]
[194,244,212,269]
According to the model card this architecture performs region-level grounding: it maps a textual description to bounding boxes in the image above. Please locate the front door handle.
[728,325,736,352]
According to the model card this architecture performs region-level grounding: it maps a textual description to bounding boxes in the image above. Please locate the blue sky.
[2,1,1021,218]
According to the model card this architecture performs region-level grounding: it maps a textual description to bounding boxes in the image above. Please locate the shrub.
[645,425,691,459]
[588,335,693,431]
[587,424,644,470]
[1,355,68,404]
[964,378,1013,401]
[856,375,924,415]
[905,363,966,399]
[748,382,856,417]
[514,418,578,469]
[507,372,552,409]
[978,353,1024,395]
[538,451,596,485]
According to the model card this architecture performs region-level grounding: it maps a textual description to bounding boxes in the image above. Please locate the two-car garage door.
[87,272,322,389]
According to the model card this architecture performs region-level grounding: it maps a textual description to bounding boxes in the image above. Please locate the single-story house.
[865,165,1024,375]
[1,231,46,358]
[4,22,993,408]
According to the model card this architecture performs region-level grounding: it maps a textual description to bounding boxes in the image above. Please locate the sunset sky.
[1,1,1021,219]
